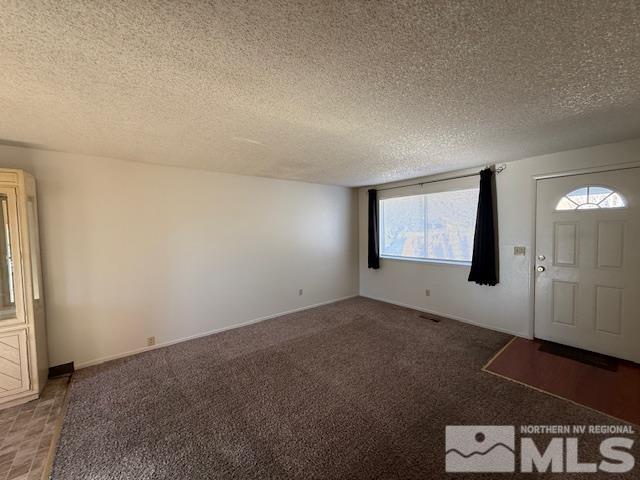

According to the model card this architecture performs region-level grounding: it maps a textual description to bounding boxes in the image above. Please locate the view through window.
[380,188,479,263]
[555,186,626,211]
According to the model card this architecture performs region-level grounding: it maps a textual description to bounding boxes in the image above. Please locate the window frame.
[379,253,474,267]
[378,187,479,267]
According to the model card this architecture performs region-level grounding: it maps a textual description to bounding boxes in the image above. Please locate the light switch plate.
[513,246,526,256]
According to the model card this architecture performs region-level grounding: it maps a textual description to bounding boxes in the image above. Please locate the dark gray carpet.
[51,297,638,479]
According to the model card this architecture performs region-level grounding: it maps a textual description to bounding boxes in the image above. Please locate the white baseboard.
[360,293,529,338]
[75,294,358,369]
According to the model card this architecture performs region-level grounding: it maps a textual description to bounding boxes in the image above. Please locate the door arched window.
[555,186,626,211]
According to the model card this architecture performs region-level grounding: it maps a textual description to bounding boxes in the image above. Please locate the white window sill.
[380,255,471,267]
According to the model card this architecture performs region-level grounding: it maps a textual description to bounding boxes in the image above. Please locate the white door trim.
[533,161,640,181]
[528,160,640,341]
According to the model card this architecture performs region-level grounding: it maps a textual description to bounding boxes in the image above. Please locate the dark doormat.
[538,340,618,371]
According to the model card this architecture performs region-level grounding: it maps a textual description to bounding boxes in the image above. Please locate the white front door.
[534,167,640,363]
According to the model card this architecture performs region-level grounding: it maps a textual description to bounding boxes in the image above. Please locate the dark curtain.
[367,189,380,269]
[468,168,498,285]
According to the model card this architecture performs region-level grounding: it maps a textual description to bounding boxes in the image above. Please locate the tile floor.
[0,377,69,480]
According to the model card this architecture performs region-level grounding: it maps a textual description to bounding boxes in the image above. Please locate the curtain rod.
[375,164,506,192]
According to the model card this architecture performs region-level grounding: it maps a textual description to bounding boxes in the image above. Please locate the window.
[555,186,626,211]
[0,195,16,319]
[380,188,479,264]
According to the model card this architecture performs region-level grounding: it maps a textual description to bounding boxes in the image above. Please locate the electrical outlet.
[425,289,430,297]
[147,336,155,347]
[298,289,303,296]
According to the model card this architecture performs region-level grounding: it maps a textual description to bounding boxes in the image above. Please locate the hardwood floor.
[485,337,640,426]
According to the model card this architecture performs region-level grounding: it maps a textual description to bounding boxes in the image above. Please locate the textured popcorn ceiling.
[1,1,640,186]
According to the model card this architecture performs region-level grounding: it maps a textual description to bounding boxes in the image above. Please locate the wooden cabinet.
[0,169,48,409]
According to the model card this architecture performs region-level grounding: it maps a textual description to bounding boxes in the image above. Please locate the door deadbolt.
[536,266,546,272]
[537,255,546,261]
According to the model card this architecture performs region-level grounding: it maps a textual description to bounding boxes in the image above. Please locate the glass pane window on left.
[0,194,16,319]
[380,195,426,258]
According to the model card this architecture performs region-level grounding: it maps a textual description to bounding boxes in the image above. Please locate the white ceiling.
[1,1,639,186]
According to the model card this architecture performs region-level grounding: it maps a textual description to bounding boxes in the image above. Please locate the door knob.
[536,266,546,272]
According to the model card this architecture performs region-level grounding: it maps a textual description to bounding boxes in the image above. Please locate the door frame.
[529,160,640,340]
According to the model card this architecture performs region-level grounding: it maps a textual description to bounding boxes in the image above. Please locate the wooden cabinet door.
[0,329,30,398]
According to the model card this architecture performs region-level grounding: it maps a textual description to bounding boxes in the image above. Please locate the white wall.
[359,138,640,337]
[0,145,359,367]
